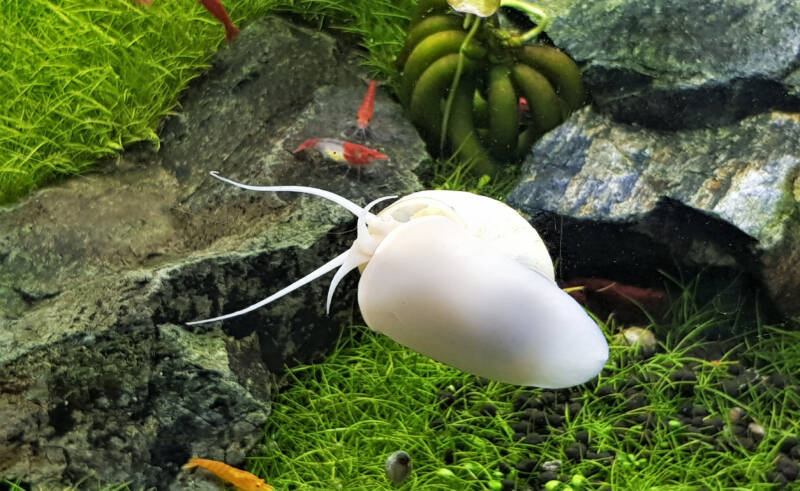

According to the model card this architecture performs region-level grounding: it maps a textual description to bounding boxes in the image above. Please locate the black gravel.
[423,336,800,489]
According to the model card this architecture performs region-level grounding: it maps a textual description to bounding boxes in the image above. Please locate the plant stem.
[499,0,550,41]
[439,14,482,154]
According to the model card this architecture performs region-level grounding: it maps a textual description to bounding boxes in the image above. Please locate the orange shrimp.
[183,458,274,491]
[354,80,378,140]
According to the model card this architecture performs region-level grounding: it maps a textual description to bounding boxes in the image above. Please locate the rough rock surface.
[508,107,800,319]
[0,16,426,488]
[539,0,800,129]
[504,0,800,322]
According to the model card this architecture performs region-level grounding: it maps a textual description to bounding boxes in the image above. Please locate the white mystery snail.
[188,171,609,388]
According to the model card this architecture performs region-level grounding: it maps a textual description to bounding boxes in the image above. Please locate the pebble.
[515,458,536,475]
[542,460,562,472]
[385,451,412,484]
[777,454,799,481]
[621,326,658,354]
[747,422,765,441]
[729,406,746,423]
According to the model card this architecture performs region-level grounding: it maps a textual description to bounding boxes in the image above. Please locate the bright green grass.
[249,289,799,490]
[0,0,412,204]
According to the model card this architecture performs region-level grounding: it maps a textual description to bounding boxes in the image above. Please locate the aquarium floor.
[250,304,800,490]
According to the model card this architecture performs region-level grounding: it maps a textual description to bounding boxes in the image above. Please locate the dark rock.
[780,437,799,454]
[590,451,614,463]
[625,394,647,411]
[731,424,747,436]
[508,108,800,322]
[767,373,790,389]
[705,416,725,432]
[515,458,536,475]
[1,321,271,489]
[728,363,744,376]
[671,368,697,382]
[479,403,498,417]
[437,390,456,407]
[538,471,558,483]
[767,471,788,486]
[575,430,589,445]
[0,15,426,488]
[737,436,755,451]
[777,454,799,481]
[513,392,540,411]
[596,386,614,397]
[515,1,800,325]
[686,425,702,435]
[523,408,547,426]
[501,478,516,490]
[545,0,800,129]
[722,379,744,397]
[565,443,587,461]
[523,433,545,445]
[511,421,530,434]
[628,413,649,425]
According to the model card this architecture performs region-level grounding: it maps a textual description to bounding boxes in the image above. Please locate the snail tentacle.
[188,175,399,324]
[208,171,378,224]
[187,250,351,325]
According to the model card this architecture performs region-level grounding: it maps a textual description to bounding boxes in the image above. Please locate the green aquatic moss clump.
[0,0,213,203]
[0,0,414,204]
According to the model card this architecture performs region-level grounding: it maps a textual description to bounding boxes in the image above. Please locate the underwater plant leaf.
[447,0,500,17]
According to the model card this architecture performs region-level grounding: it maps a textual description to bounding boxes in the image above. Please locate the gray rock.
[508,107,800,319]
[539,0,800,128]
[0,15,426,488]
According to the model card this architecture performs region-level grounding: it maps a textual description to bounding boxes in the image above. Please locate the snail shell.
[359,191,607,388]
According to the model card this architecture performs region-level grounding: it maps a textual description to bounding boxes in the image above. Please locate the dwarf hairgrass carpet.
[0,0,413,204]
[2,0,211,202]
[248,283,799,490]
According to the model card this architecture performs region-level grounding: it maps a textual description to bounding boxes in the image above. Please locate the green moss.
[0,0,414,204]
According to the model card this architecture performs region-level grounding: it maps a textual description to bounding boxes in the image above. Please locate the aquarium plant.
[397,0,585,176]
